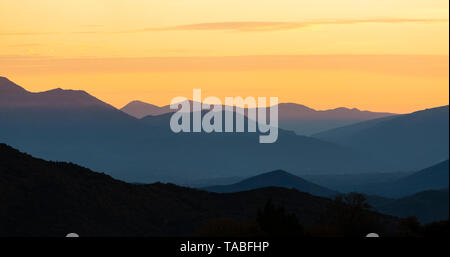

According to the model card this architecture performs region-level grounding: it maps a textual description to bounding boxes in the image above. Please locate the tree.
[398,216,421,236]
[256,200,304,236]
[311,193,383,236]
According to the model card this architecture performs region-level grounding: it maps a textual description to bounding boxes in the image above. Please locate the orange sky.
[0,0,449,113]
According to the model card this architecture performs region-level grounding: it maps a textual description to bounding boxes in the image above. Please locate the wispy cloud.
[143,18,448,32]
[6,43,42,47]
[0,32,60,36]
[1,18,446,36]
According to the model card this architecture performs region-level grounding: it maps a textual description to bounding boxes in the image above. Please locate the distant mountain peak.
[0,76,27,93]
[278,102,316,112]
[128,100,160,106]
[251,169,295,179]
[332,107,359,112]
[264,169,290,175]
[0,78,115,110]
[121,100,171,118]
[204,169,338,198]
[43,88,90,96]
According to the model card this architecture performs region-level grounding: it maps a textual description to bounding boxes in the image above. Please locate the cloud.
[6,43,42,47]
[143,18,448,32]
[1,18,446,36]
[0,32,59,36]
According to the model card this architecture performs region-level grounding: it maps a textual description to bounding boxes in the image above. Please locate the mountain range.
[0,76,448,183]
[0,143,399,236]
[0,77,385,183]
[314,106,449,171]
[121,99,395,135]
[1,76,448,235]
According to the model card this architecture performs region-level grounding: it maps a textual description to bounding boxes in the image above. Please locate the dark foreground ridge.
[0,143,402,237]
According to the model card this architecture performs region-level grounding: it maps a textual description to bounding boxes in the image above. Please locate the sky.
[0,0,448,113]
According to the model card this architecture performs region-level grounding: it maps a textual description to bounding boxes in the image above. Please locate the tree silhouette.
[309,193,384,236]
[398,216,422,236]
[256,200,304,236]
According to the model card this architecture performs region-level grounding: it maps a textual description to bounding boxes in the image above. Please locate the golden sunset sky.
[1,0,448,113]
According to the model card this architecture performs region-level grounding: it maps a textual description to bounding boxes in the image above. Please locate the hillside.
[389,160,450,197]
[373,189,449,224]
[203,170,338,198]
[346,160,450,198]
[314,106,449,171]
[0,143,398,236]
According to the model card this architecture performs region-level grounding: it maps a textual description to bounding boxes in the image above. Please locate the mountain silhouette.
[371,189,449,224]
[121,100,169,118]
[0,76,116,110]
[329,160,449,198]
[275,103,395,135]
[0,143,399,236]
[120,99,197,118]
[0,77,380,183]
[367,160,449,198]
[203,170,338,198]
[314,106,449,171]
[0,76,27,94]
[121,99,395,135]
[391,160,449,195]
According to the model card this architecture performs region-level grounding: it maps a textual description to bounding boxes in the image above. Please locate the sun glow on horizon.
[0,0,448,113]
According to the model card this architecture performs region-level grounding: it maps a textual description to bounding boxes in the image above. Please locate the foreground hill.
[0,144,398,237]
[203,170,338,198]
[0,77,380,183]
[314,106,449,171]
[202,168,449,223]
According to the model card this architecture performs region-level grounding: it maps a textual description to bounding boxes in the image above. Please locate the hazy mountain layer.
[203,170,338,198]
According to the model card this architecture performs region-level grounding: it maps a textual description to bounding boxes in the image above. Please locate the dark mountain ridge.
[0,143,398,236]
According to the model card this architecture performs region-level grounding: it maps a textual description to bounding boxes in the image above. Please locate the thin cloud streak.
[1,18,446,36]
[143,18,448,32]
[0,32,60,36]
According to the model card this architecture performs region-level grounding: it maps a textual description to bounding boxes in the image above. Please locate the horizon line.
[1,75,448,115]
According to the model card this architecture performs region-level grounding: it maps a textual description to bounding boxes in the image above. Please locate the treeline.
[195,193,449,237]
